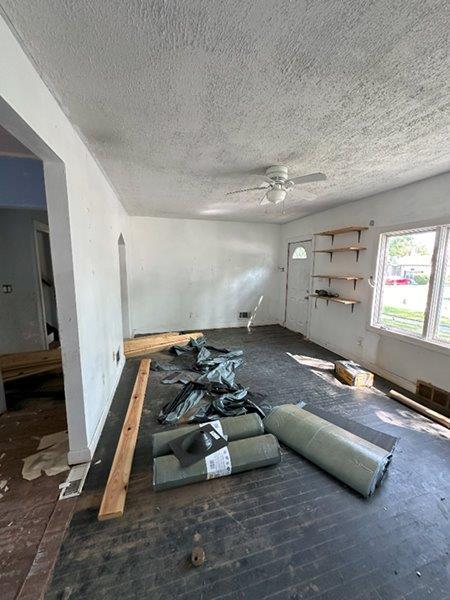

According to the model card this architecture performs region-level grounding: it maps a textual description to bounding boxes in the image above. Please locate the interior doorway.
[0,118,72,599]
[118,234,130,339]
[285,240,313,335]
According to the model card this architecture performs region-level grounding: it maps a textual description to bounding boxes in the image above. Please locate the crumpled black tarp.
[158,382,205,424]
[156,336,267,425]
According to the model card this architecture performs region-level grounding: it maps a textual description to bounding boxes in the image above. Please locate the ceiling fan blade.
[288,172,327,186]
[226,186,269,196]
[259,191,270,205]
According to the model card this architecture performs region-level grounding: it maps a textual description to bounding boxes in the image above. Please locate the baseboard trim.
[132,321,279,336]
[68,357,125,465]
[67,447,91,464]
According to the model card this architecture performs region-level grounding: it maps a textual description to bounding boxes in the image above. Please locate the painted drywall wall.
[129,217,281,333]
[0,208,48,353]
[1,16,130,463]
[280,172,450,391]
[0,156,46,209]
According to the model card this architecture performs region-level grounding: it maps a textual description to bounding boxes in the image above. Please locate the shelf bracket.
[329,252,333,263]
[328,278,331,287]
[351,304,355,313]
[356,250,360,262]
[357,230,362,244]
[353,279,357,291]
[314,297,318,309]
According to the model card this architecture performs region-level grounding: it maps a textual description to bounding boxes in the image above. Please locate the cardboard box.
[335,360,374,387]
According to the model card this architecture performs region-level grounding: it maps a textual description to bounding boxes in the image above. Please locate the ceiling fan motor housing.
[266,165,289,182]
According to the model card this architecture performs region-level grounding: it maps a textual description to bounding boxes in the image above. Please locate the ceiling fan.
[226,165,327,205]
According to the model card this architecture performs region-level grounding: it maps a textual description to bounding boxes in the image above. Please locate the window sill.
[368,324,450,357]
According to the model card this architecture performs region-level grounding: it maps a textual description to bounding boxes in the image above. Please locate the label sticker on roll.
[205,447,232,479]
[201,420,226,439]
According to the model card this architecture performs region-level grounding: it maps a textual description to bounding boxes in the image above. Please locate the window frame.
[370,222,450,354]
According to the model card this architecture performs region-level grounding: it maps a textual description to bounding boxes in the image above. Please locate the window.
[371,224,450,347]
[292,246,308,259]
[435,228,450,343]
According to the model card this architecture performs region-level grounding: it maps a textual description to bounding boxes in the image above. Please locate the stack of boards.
[124,331,204,358]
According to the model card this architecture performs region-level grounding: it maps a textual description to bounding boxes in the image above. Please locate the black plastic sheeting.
[156,336,268,424]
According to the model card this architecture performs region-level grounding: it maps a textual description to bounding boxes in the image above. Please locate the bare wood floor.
[0,383,67,600]
[46,326,450,600]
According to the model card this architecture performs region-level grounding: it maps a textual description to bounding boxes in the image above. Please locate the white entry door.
[285,241,312,335]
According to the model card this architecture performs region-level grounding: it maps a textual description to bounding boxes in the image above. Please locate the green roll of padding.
[263,404,392,497]
[152,413,265,458]
[153,433,281,491]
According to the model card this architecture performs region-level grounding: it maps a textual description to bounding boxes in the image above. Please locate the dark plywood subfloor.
[0,388,67,600]
[46,326,450,600]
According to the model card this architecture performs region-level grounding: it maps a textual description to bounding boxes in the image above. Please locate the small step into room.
[0,3,449,600]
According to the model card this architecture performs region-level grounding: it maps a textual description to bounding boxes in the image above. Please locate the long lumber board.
[124,332,203,358]
[123,331,201,351]
[0,348,61,371]
[389,389,450,429]
[98,359,151,520]
[3,364,62,382]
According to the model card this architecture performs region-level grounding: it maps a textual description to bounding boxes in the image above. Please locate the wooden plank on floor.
[124,332,203,358]
[0,348,61,371]
[3,365,62,382]
[389,389,450,429]
[98,359,151,520]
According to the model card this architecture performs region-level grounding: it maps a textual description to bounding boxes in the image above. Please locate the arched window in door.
[292,245,308,259]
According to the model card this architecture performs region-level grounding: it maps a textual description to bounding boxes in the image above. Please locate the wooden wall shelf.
[315,226,368,244]
[309,294,360,313]
[313,246,366,262]
[312,275,364,290]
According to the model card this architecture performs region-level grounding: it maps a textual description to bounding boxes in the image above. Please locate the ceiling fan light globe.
[266,188,287,204]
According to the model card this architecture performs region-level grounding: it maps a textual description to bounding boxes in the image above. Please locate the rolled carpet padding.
[264,404,392,497]
[152,413,264,458]
[153,433,281,491]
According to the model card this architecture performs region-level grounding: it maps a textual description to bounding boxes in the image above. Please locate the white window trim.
[369,222,450,356]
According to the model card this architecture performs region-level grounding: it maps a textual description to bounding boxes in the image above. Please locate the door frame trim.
[284,238,313,335]
[33,220,51,349]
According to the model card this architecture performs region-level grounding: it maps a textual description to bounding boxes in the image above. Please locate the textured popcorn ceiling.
[2,1,449,223]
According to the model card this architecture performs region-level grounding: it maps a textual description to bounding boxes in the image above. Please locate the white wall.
[1,16,129,463]
[0,208,48,353]
[280,172,450,391]
[129,217,281,333]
